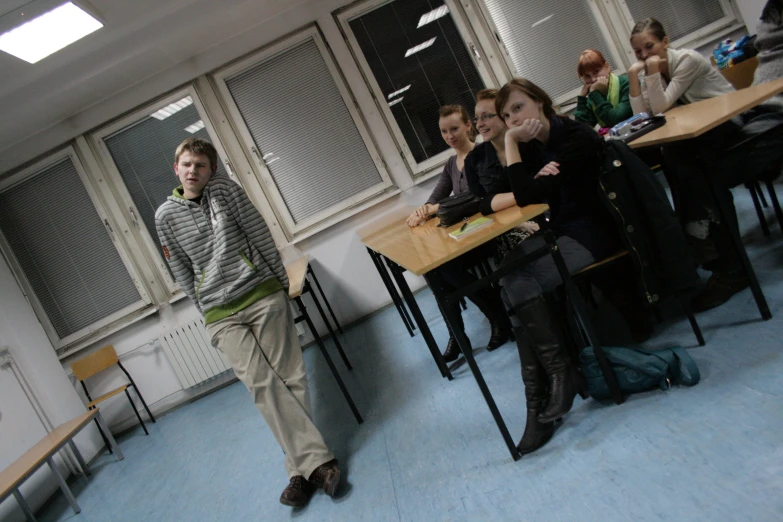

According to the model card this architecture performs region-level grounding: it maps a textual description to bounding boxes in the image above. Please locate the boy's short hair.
[174,138,218,170]
[476,88,498,102]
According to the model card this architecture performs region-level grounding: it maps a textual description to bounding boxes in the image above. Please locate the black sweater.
[474,117,619,260]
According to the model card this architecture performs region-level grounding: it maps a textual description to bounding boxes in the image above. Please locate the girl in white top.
[627,18,734,115]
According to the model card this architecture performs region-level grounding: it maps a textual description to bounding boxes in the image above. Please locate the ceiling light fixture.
[151,97,193,121]
[404,37,436,58]
[388,97,404,107]
[387,85,411,100]
[0,2,103,64]
[417,5,449,28]
[184,121,205,134]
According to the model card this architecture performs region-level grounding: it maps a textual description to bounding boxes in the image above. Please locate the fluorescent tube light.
[184,121,205,134]
[405,37,436,58]
[151,97,193,121]
[0,2,103,64]
[531,14,554,28]
[417,5,449,28]
[387,85,411,100]
[388,97,404,107]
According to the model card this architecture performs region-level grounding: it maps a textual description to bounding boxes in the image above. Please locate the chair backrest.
[71,345,119,381]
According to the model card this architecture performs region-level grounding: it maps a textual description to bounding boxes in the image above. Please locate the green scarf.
[588,73,620,127]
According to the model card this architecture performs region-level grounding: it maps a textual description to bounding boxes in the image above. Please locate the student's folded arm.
[587,80,632,127]
[155,218,201,313]
[226,182,290,290]
[647,57,700,114]
[490,193,518,212]
[465,152,497,215]
[573,96,598,127]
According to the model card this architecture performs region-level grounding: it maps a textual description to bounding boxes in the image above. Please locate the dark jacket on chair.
[598,140,701,302]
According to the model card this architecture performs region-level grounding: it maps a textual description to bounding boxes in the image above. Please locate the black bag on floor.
[437,193,481,227]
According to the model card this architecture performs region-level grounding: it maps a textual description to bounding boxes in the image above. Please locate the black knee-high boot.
[440,301,469,363]
[515,296,576,423]
[514,327,555,454]
[471,286,513,351]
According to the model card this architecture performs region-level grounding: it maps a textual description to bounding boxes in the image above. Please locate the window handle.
[251,146,262,163]
[469,42,481,60]
[104,219,114,235]
[129,207,139,226]
[224,160,235,178]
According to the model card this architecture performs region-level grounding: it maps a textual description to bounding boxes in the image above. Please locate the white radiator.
[159,318,232,388]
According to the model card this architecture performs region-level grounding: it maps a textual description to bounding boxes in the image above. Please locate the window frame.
[0,146,155,356]
[88,86,235,298]
[211,25,395,237]
[611,0,741,54]
[335,0,500,179]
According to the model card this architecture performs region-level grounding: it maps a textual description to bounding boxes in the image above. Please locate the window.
[90,88,234,295]
[620,0,733,43]
[0,148,152,354]
[213,26,393,237]
[337,0,495,176]
[479,0,624,101]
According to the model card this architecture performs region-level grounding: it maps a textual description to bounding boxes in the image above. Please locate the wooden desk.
[361,204,549,276]
[283,255,363,424]
[630,78,783,149]
[0,408,122,521]
[285,254,310,299]
[359,203,622,460]
[628,79,782,320]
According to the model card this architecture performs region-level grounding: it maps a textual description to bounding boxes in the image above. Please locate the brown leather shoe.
[279,476,314,507]
[308,459,341,497]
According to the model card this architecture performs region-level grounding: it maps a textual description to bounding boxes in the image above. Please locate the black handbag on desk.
[436,193,481,227]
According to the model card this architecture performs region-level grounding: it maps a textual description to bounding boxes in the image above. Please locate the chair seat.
[574,250,629,276]
[86,385,128,408]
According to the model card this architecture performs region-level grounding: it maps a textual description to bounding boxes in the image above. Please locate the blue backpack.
[580,345,701,400]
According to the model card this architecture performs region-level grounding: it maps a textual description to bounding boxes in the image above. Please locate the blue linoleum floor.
[38,190,783,522]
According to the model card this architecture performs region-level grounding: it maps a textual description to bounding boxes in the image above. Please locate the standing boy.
[155,138,340,507]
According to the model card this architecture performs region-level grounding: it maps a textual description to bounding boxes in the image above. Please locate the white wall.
[736,0,769,32]
[0,252,105,521]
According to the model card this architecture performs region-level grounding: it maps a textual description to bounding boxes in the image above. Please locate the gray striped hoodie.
[155,173,289,324]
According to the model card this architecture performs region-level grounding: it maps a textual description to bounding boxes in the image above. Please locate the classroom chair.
[71,345,155,450]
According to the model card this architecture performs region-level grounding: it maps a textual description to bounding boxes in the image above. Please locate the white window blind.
[224,39,382,225]
[623,0,726,42]
[484,0,616,100]
[103,97,228,252]
[0,158,141,339]
[347,0,485,164]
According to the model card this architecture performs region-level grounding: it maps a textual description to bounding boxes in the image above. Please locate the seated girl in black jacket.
[494,78,620,455]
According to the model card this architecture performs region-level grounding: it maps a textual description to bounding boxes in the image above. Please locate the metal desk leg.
[47,457,80,515]
[294,297,363,424]
[67,440,91,476]
[426,271,521,461]
[367,248,416,336]
[304,280,352,371]
[705,158,771,320]
[13,489,36,521]
[95,412,124,460]
[384,257,453,381]
[545,234,625,405]
[307,265,344,334]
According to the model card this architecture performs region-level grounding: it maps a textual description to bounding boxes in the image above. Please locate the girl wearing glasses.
[406,104,512,362]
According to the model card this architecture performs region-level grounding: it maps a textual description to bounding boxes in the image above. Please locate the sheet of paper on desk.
[449,216,493,240]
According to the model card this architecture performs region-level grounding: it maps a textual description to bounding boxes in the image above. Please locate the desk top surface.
[0,409,99,498]
[285,254,310,299]
[359,204,549,276]
[630,78,783,148]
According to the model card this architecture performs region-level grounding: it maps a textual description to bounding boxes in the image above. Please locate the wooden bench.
[0,408,122,521]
